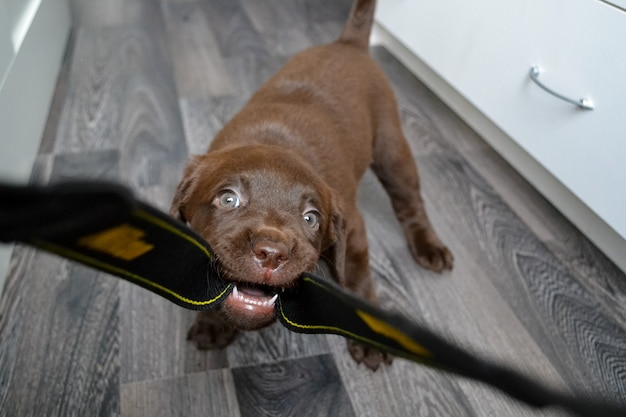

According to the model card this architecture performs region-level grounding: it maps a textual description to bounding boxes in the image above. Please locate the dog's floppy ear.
[170,155,202,223]
[322,199,347,285]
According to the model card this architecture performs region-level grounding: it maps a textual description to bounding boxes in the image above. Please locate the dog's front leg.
[187,310,238,350]
[341,212,393,371]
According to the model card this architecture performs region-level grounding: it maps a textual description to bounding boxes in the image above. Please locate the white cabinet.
[375,0,626,270]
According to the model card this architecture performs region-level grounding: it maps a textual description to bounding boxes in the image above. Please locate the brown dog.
[170,0,453,370]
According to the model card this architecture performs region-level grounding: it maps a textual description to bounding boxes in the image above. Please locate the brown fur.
[171,0,453,371]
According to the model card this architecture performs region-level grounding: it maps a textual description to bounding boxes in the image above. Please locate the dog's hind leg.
[370,94,453,273]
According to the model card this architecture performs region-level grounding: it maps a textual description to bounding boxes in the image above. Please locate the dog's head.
[171,145,345,330]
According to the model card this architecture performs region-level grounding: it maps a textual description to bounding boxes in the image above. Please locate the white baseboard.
[372,23,626,274]
[0,244,13,296]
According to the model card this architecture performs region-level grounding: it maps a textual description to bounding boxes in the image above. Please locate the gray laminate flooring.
[1,1,625,416]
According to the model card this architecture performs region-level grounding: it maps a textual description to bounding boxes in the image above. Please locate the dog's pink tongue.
[238,285,266,297]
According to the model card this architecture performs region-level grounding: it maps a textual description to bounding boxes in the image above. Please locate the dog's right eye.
[215,191,240,209]
[303,210,320,230]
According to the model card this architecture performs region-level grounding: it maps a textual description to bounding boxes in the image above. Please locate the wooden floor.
[1,0,625,416]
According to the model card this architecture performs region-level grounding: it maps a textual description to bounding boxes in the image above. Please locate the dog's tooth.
[269,294,278,305]
[233,285,239,299]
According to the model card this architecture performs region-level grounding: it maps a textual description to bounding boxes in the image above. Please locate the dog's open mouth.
[229,283,278,311]
[220,282,281,329]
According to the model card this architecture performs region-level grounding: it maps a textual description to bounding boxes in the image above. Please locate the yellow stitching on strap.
[356,310,432,358]
[277,300,393,353]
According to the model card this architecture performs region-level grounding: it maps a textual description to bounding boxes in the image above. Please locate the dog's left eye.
[303,211,320,229]
[215,191,240,208]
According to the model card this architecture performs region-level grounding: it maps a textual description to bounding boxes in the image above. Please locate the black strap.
[278,275,626,415]
[0,181,623,417]
[0,181,232,309]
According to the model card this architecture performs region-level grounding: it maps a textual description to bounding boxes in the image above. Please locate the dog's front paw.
[187,310,238,350]
[347,340,393,371]
[408,229,453,273]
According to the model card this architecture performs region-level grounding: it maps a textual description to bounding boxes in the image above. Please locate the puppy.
[170,0,453,371]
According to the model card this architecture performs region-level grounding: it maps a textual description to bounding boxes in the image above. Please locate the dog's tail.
[338,0,377,49]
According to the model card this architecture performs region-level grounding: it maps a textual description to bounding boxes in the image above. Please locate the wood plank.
[119,280,229,384]
[464,145,626,329]
[70,0,132,28]
[232,354,356,417]
[327,333,489,417]
[161,1,236,99]
[121,369,240,417]
[52,28,130,152]
[239,0,351,55]
[226,323,330,369]
[0,247,120,417]
[70,0,170,32]
[223,54,290,98]
[54,25,187,192]
[413,150,626,398]
[49,149,120,182]
[295,0,353,25]
[238,0,313,56]
[295,0,353,45]
[178,96,248,155]
[197,0,267,59]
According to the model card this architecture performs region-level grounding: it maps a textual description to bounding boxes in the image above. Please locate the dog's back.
[207,0,388,193]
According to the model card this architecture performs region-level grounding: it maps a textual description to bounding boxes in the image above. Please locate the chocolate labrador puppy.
[170,0,453,370]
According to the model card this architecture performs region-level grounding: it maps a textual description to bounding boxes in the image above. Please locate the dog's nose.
[252,241,289,270]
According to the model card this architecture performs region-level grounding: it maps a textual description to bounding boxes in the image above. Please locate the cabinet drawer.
[377,0,626,239]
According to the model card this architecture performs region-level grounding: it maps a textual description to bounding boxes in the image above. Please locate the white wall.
[0,0,71,293]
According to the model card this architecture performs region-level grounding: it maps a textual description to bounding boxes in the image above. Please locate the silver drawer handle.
[529,66,594,110]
